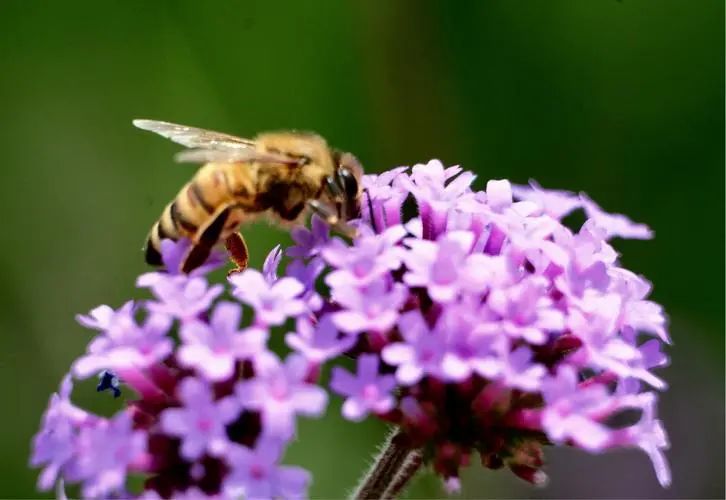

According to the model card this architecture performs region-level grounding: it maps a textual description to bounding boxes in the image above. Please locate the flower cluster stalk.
[351,429,419,500]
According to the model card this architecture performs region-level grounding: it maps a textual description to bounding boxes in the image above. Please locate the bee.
[133,119,363,274]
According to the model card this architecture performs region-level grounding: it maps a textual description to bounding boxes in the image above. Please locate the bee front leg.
[308,200,357,239]
[308,199,339,225]
[225,233,249,276]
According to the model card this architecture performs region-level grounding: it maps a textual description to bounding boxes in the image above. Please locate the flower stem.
[382,448,423,499]
[351,428,421,500]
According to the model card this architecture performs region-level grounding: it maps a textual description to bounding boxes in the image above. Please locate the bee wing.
[174,148,300,165]
[133,119,257,150]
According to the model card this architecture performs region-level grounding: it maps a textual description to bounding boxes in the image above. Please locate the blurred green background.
[0,1,722,498]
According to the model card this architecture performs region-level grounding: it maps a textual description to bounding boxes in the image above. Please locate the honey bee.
[133,119,363,274]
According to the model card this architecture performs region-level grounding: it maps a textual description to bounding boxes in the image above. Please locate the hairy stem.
[382,448,423,499]
[351,429,421,499]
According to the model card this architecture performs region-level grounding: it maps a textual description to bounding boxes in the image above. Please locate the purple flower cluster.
[32,240,322,499]
[31,159,671,497]
[282,160,671,489]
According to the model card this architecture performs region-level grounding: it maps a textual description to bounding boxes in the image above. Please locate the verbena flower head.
[31,160,671,498]
[32,240,323,499]
[283,160,671,490]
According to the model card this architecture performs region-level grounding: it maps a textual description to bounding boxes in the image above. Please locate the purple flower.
[223,439,311,499]
[440,305,506,381]
[484,179,513,212]
[540,366,612,451]
[382,310,450,385]
[499,346,546,392]
[512,180,582,220]
[403,231,491,303]
[32,160,672,495]
[159,378,239,460]
[609,268,670,344]
[38,273,322,498]
[403,160,475,211]
[35,236,324,498]
[30,376,92,491]
[580,194,654,240]
[71,411,147,498]
[262,244,283,283]
[178,301,269,381]
[485,276,565,345]
[331,279,407,334]
[287,214,330,258]
[361,167,409,229]
[73,305,173,378]
[229,270,306,326]
[330,354,396,421]
[567,297,667,389]
[617,395,671,487]
[362,167,409,201]
[143,275,223,322]
[286,258,325,311]
[136,240,225,320]
[285,316,356,364]
[637,339,669,370]
[399,160,476,237]
[323,225,406,288]
[76,302,131,331]
[32,411,76,490]
[303,162,670,487]
[286,257,325,290]
[235,354,328,439]
[553,222,618,297]
[622,297,671,345]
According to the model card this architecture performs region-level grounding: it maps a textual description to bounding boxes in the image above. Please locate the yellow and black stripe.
[144,180,214,265]
[145,203,178,266]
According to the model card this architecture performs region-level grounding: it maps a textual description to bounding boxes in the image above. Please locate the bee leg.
[308,199,339,226]
[323,174,360,237]
[325,176,346,206]
[182,243,213,274]
[324,175,346,220]
[338,223,358,239]
[182,206,231,274]
[225,233,249,276]
[308,200,357,239]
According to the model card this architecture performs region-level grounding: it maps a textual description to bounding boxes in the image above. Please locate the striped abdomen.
[145,162,256,266]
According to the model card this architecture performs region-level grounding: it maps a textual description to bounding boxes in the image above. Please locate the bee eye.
[338,168,358,198]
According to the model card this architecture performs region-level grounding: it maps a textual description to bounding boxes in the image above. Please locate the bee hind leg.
[225,233,249,276]
[182,243,213,274]
[182,206,231,274]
